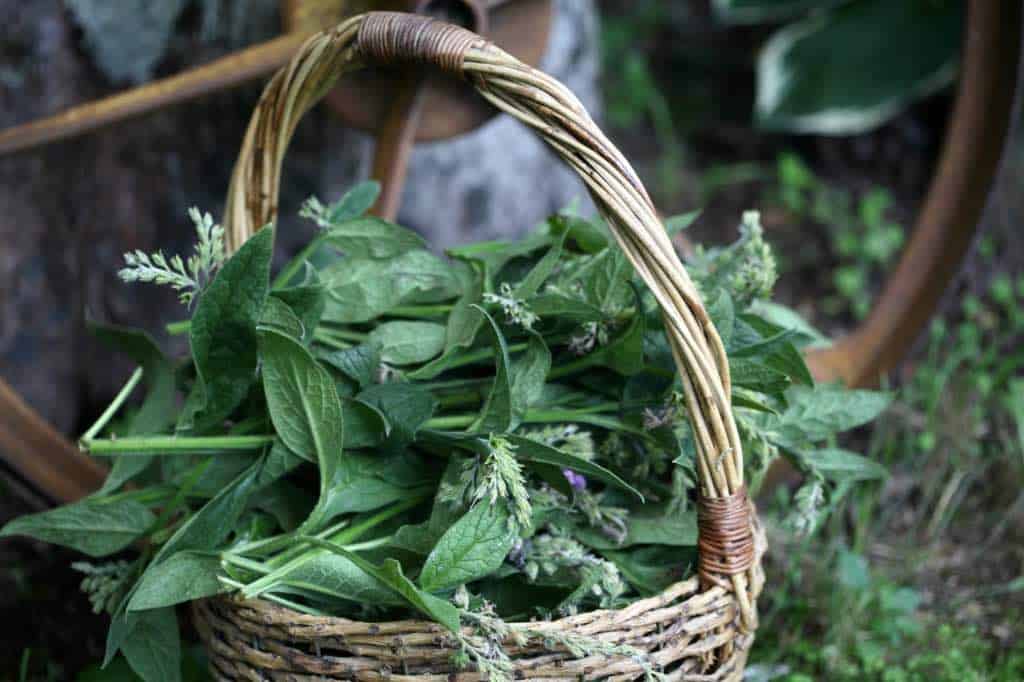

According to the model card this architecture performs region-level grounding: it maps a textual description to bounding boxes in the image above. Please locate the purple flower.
[562,468,587,492]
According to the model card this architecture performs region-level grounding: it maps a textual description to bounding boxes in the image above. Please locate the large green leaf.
[801,447,887,482]
[0,498,154,558]
[304,541,461,633]
[419,504,517,592]
[120,607,181,682]
[470,307,514,433]
[713,0,840,24]
[756,0,962,134]
[510,332,551,426]
[259,329,350,530]
[323,216,427,259]
[368,321,446,366]
[267,553,404,606]
[128,552,222,611]
[180,227,274,432]
[321,250,458,323]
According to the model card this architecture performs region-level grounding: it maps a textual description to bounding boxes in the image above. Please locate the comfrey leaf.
[419,503,517,592]
[300,181,381,227]
[470,307,514,434]
[179,226,274,433]
[0,498,154,558]
[128,551,222,611]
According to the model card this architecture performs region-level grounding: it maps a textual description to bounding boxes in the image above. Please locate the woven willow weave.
[197,12,765,680]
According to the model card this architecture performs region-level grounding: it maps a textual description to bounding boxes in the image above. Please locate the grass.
[750,250,1024,680]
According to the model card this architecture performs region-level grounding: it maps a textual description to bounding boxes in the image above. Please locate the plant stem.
[273,235,325,289]
[83,434,275,456]
[319,326,369,343]
[313,330,352,350]
[80,367,144,442]
[249,494,429,596]
[387,304,454,318]
[423,403,620,431]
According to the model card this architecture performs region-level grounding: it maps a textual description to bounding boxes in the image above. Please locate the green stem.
[437,389,485,409]
[80,368,144,442]
[387,304,454,318]
[318,326,369,343]
[313,330,352,350]
[218,576,330,616]
[424,414,476,430]
[273,235,326,289]
[245,495,426,597]
[83,434,275,456]
[423,403,620,431]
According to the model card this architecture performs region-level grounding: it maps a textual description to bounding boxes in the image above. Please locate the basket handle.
[223,11,757,623]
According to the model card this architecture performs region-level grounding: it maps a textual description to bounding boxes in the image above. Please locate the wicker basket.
[194,11,765,680]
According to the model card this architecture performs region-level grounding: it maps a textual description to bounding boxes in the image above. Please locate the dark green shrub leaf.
[128,552,222,611]
[0,498,154,558]
[180,227,274,432]
[470,307,514,433]
[419,503,517,592]
[323,216,427,259]
[755,0,962,134]
[120,607,180,682]
[318,344,381,388]
[801,447,887,482]
[368,321,446,365]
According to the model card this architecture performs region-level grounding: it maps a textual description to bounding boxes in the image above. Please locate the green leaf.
[665,210,701,236]
[320,181,382,223]
[589,289,646,375]
[510,333,551,425]
[260,329,344,465]
[419,503,517,592]
[506,434,643,500]
[748,300,830,349]
[151,455,267,565]
[730,357,791,396]
[268,553,404,606]
[801,447,887,482]
[705,289,735,347]
[270,268,325,341]
[513,229,567,298]
[128,552,222,611]
[775,384,892,443]
[574,248,633,314]
[470,307,514,433]
[0,498,154,557]
[180,227,274,432]
[259,295,306,342]
[548,214,609,254]
[736,314,814,386]
[317,344,380,388]
[755,0,962,134]
[259,328,352,530]
[408,266,485,380]
[577,505,697,549]
[120,607,180,682]
[323,216,427,259]
[712,0,837,24]
[341,398,389,449]
[528,294,606,322]
[368,321,447,366]
[601,545,695,594]
[356,383,436,452]
[448,231,552,281]
[321,250,458,324]
[303,541,461,634]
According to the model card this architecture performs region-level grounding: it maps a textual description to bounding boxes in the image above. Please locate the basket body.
[194,566,763,680]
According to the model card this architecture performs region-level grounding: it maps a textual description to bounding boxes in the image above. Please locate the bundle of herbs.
[1,183,889,681]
